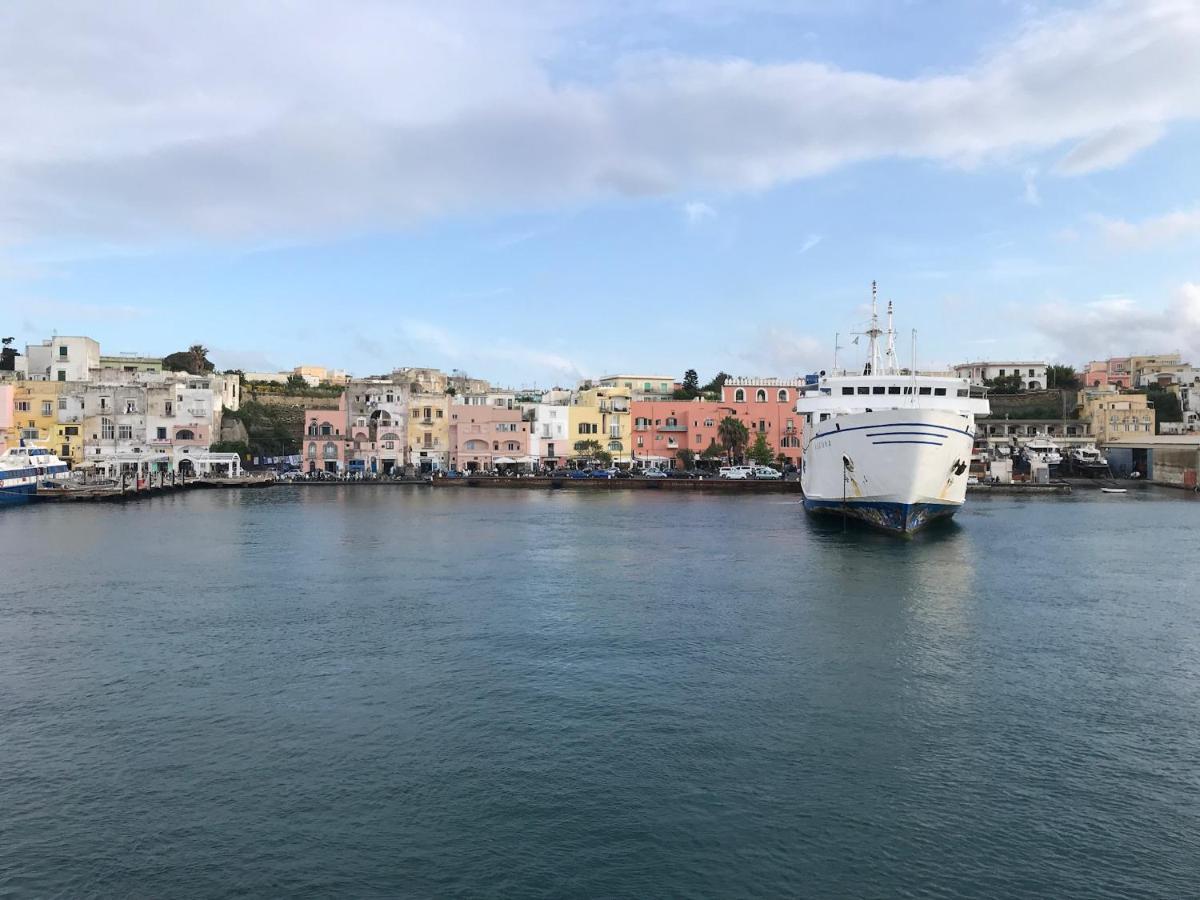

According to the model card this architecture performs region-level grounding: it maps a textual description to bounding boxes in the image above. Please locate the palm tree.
[187,344,210,375]
[717,416,749,464]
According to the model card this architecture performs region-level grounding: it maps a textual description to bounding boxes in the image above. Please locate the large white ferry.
[796,286,990,534]
[0,441,72,506]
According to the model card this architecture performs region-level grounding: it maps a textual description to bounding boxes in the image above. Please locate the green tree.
[593,449,613,466]
[748,431,773,466]
[1146,384,1182,431]
[700,440,722,459]
[676,448,696,469]
[717,416,749,463]
[573,438,602,457]
[701,371,729,398]
[285,373,309,391]
[163,344,214,375]
[984,373,1024,394]
[1047,365,1079,390]
[682,369,699,394]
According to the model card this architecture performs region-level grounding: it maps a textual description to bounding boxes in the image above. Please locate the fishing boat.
[795,284,990,534]
[0,441,72,506]
[1069,444,1110,477]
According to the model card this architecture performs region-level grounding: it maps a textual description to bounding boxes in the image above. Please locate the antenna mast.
[884,300,899,374]
[863,281,882,376]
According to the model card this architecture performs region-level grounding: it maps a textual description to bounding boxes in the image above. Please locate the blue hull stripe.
[815,420,973,441]
[804,497,959,534]
[872,440,945,446]
[866,431,951,438]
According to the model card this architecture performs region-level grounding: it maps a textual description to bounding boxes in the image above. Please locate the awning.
[493,456,517,464]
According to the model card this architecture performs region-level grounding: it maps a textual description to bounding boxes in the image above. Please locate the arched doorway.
[178,459,196,478]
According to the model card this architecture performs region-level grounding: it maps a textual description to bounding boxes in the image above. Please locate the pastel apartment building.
[953,361,1048,390]
[630,377,805,468]
[449,404,529,471]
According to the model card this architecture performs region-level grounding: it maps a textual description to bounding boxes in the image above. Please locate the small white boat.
[1100,487,1127,494]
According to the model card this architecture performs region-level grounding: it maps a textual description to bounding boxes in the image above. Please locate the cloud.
[738,325,825,375]
[1091,206,1200,249]
[207,346,282,372]
[1053,123,1164,175]
[1022,168,1041,206]
[0,0,1197,243]
[798,234,822,254]
[682,201,716,225]
[398,318,586,382]
[1032,283,1200,361]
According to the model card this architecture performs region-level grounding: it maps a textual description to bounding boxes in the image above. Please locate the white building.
[953,361,1048,390]
[596,374,676,401]
[23,336,101,382]
[528,402,571,468]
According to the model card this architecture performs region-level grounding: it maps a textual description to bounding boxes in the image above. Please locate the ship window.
[934,388,947,396]
[888,386,901,395]
[819,413,830,422]
[842,387,853,395]
[857,387,869,395]
[903,387,913,394]
[918,387,932,395]
[957,389,969,397]
[872,386,885,395]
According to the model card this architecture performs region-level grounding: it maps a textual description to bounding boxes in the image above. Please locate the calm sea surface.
[2,487,1199,898]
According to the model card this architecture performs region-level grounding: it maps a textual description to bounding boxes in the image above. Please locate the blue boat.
[0,441,72,507]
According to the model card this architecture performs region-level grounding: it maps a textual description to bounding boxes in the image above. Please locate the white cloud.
[1033,283,1200,361]
[738,325,826,375]
[683,201,717,225]
[398,318,586,382]
[798,234,822,254]
[0,0,1197,243]
[1022,168,1041,206]
[1091,206,1200,249]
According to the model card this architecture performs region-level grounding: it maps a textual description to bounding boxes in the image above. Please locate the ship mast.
[863,281,882,376]
[884,299,899,375]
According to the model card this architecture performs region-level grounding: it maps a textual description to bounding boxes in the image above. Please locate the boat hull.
[0,482,37,506]
[800,408,976,534]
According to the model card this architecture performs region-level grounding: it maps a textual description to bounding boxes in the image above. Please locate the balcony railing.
[659,424,687,432]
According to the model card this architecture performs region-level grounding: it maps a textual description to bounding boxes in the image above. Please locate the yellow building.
[409,392,450,472]
[5,380,85,465]
[570,385,632,464]
[1078,389,1155,445]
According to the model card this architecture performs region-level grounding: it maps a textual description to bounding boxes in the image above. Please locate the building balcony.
[659,424,687,432]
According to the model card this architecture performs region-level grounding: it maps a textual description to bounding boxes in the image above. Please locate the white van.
[718,465,755,479]
[751,466,782,479]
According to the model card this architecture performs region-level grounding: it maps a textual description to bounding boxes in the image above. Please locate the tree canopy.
[748,432,774,466]
[718,416,750,462]
[163,344,215,375]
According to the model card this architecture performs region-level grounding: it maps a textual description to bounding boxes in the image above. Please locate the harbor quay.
[4,335,1200,506]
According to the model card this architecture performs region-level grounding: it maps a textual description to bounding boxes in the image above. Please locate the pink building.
[450,405,530,472]
[1086,357,1131,390]
[301,395,349,473]
[630,378,804,469]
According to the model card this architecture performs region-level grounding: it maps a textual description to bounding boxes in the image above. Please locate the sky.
[2,0,1199,388]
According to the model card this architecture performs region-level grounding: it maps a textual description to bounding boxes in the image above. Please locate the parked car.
[589,468,614,479]
[751,466,782,480]
[641,468,668,478]
[719,465,754,479]
[566,469,591,479]
[548,468,572,478]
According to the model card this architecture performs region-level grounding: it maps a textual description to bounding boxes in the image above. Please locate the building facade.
[1078,389,1156,445]
[449,404,530,471]
[953,361,1048,390]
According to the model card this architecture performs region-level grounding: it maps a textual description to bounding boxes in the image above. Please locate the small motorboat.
[1100,487,1127,494]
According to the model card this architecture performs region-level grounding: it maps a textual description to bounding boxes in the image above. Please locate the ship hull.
[0,481,38,506]
[800,408,976,534]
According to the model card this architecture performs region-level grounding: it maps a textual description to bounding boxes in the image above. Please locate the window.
[756,389,767,402]
[100,397,108,410]
[934,388,947,396]
[41,401,53,415]
[308,443,317,458]
[999,369,1006,377]
[64,426,78,436]
[704,419,714,427]
[125,400,136,414]
[57,371,66,382]
[20,428,38,440]
[887,386,901,395]
[918,387,932,396]
[320,423,332,436]
[735,389,746,402]
[157,427,167,440]
[118,425,133,440]
[842,387,854,395]
[778,389,788,402]
[1029,369,1035,377]
[872,386,885,395]
[957,389,969,397]
[644,382,652,391]
[101,417,114,440]
[59,345,68,357]
[16,400,29,412]
[58,398,67,410]
[176,429,195,441]
[857,387,869,395]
